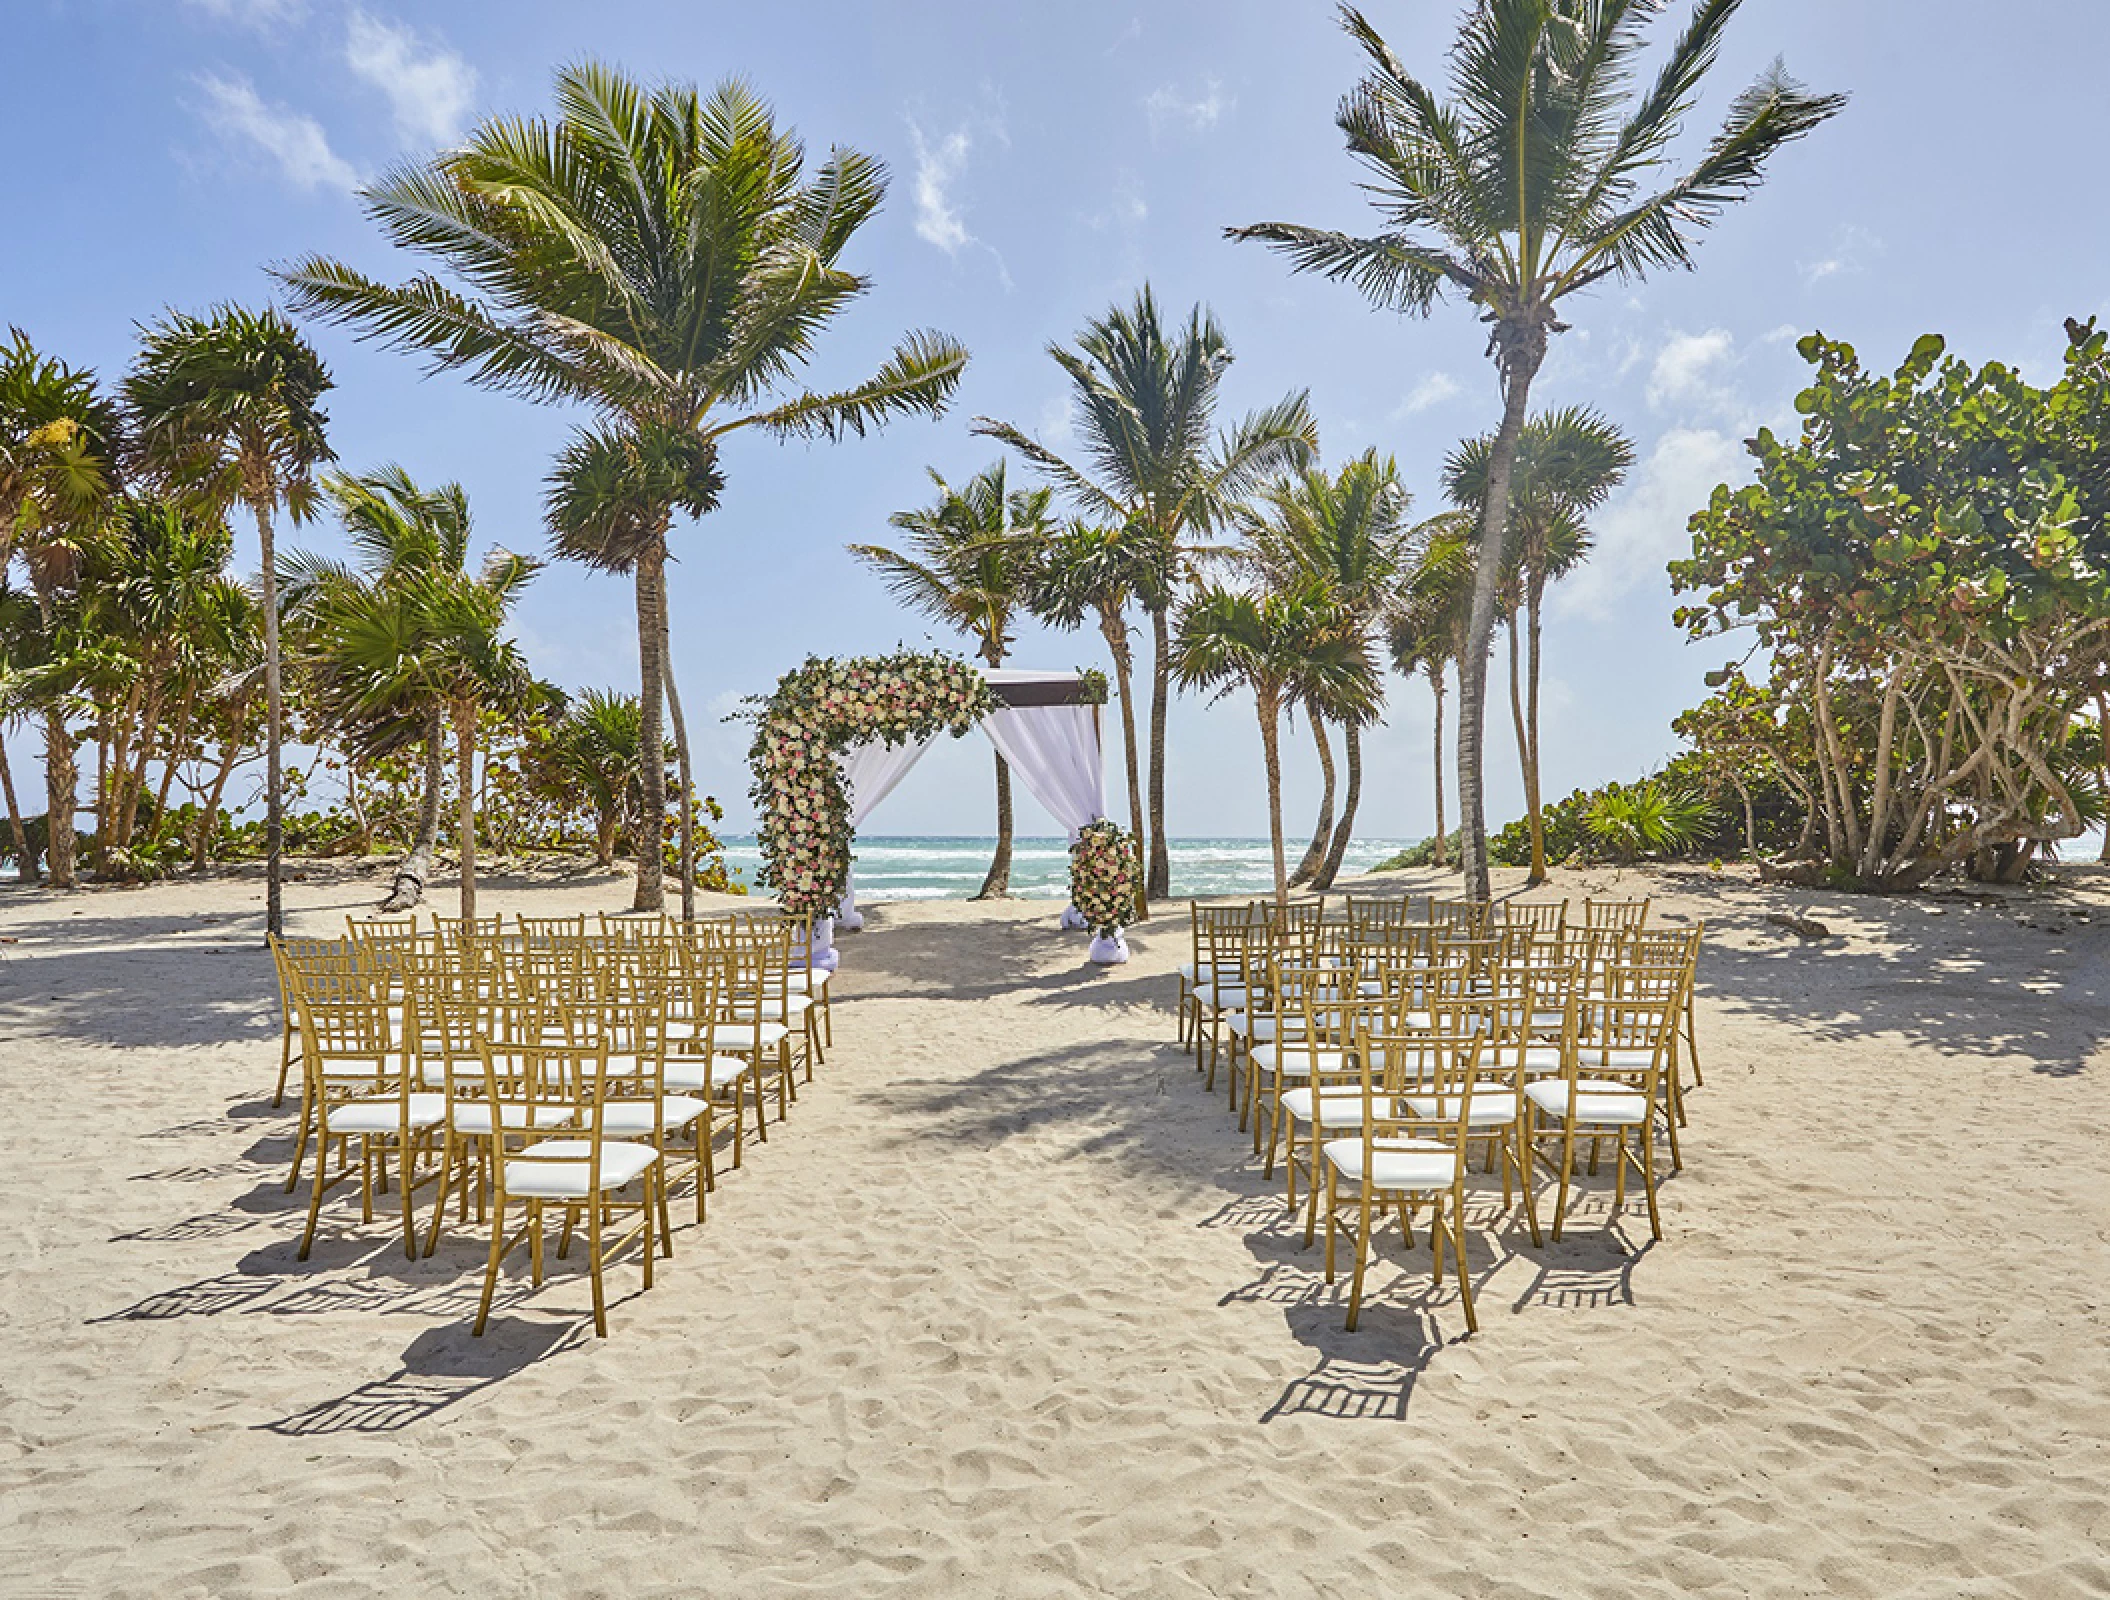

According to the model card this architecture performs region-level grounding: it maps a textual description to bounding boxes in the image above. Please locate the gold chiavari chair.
[1582,896,1650,933]
[575,957,708,1232]
[714,922,807,1123]
[516,913,588,953]
[1522,993,1676,1244]
[1180,902,1263,1050]
[1430,898,1494,938]
[1194,918,1265,1093]
[472,1038,660,1340]
[663,931,770,1175]
[1321,1025,1487,1334]
[1601,957,1694,1169]
[1621,923,1705,1088]
[1344,894,1419,941]
[736,908,830,1067]
[1501,898,1568,939]
[267,935,365,1113]
[1252,970,1364,1204]
[291,966,450,1261]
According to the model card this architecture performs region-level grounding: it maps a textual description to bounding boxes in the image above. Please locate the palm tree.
[530,688,648,867]
[284,466,480,910]
[849,462,1054,897]
[1443,408,1633,880]
[299,532,538,918]
[126,306,334,936]
[1027,520,1157,867]
[0,584,40,878]
[1231,1,1843,897]
[1389,515,1478,868]
[0,332,125,888]
[1228,450,1412,890]
[1175,579,1380,911]
[279,66,969,915]
[977,286,1316,901]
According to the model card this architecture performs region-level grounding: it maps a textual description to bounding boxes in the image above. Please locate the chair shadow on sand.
[260,1317,588,1436]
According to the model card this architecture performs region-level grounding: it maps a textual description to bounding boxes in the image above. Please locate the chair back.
[1500,898,1568,936]
[1583,897,1651,932]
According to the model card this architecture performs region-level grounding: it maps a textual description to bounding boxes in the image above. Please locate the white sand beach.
[1,861,2107,1598]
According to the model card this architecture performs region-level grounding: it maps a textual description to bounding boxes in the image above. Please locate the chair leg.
[473,1201,509,1336]
[272,1025,295,1108]
[1552,1123,1578,1242]
[1638,1126,1663,1241]
[1448,1194,1478,1334]
[1345,1188,1374,1331]
[587,1196,608,1338]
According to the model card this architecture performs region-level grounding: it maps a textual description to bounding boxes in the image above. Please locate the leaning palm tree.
[849,462,1054,897]
[1174,579,1380,911]
[279,65,968,914]
[301,546,539,918]
[1389,515,1479,868]
[1028,519,1162,869]
[977,286,1316,901]
[1228,449,1412,890]
[126,306,334,936]
[1444,408,1634,880]
[1231,1,1843,897]
[284,466,480,910]
[0,333,125,888]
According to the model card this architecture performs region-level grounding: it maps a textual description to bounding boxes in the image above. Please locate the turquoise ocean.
[719,834,1410,902]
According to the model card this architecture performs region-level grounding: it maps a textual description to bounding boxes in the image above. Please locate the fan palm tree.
[977,286,1317,901]
[1229,450,1412,890]
[284,466,480,910]
[125,305,334,936]
[1389,515,1479,868]
[1175,579,1380,911]
[849,462,1054,897]
[1,333,125,887]
[1028,519,1163,873]
[301,541,539,918]
[279,65,969,915]
[530,688,648,866]
[1444,407,1633,880]
[1231,1,1843,897]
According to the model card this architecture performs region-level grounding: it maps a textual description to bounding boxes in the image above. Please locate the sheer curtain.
[981,704,1105,933]
[836,736,934,929]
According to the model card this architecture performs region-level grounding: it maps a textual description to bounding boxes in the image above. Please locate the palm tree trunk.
[44,710,76,888]
[2099,693,2109,864]
[1314,719,1363,892]
[193,709,248,870]
[1429,664,1449,869]
[1,732,34,882]
[977,753,1014,898]
[1291,713,1335,886]
[632,539,667,913]
[1458,337,1544,900]
[154,686,195,819]
[117,676,164,850]
[1525,571,1548,882]
[1506,619,1535,882]
[381,704,445,911]
[251,498,287,939]
[1103,608,1146,860]
[1146,603,1172,900]
[662,643,697,923]
[454,702,477,919]
[1259,689,1287,913]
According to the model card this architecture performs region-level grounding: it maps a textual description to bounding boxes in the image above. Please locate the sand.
[0,854,2106,1598]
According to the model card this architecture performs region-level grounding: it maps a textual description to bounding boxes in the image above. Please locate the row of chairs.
[268,910,832,1336]
[1174,895,1702,1334]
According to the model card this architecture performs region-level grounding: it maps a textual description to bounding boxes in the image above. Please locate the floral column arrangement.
[1069,819,1142,964]
[749,651,997,967]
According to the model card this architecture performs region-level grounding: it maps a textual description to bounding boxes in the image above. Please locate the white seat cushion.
[1178,961,1214,984]
[503,1140,658,1200]
[1279,1087,1369,1127]
[328,1093,448,1135]
[1524,1079,1649,1125]
[602,1095,708,1134]
[728,996,813,1022]
[662,1054,757,1093]
[714,1020,790,1051]
[1251,1044,1350,1078]
[1227,1013,1299,1042]
[1321,1136,1459,1191]
[1579,1046,1659,1072]
[450,1101,575,1136]
[1517,1045,1568,1075]
[1404,1091,1517,1128]
[784,970,830,994]
[1201,986,1250,1011]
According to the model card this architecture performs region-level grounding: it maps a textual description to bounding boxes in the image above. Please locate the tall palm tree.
[299,532,538,918]
[1444,408,1633,880]
[1,333,125,888]
[126,306,334,936]
[1231,1,1843,897]
[977,286,1316,901]
[849,462,1053,897]
[284,466,479,910]
[1229,450,1412,890]
[1174,579,1380,911]
[279,65,969,915]
[1027,520,1157,867]
[1389,515,1478,868]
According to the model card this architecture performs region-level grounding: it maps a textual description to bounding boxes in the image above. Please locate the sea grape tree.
[1671,322,2110,887]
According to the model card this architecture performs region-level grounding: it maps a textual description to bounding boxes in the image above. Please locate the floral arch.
[747,650,1139,965]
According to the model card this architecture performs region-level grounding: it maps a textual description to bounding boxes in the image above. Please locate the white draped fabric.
[979,704,1104,841]
[836,736,935,929]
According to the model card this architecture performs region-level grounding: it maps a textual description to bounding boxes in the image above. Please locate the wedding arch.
[748,652,1139,967]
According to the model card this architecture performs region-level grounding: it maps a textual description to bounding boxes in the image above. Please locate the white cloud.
[185,0,302,27]
[345,10,478,148]
[1392,371,1461,418]
[907,120,974,255]
[195,73,359,193]
[1646,328,1736,413]
[1145,78,1233,135]
[1799,224,1879,286]
[1555,426,1748,620]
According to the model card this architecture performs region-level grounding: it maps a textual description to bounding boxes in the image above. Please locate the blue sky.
[7,1,2107,840]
